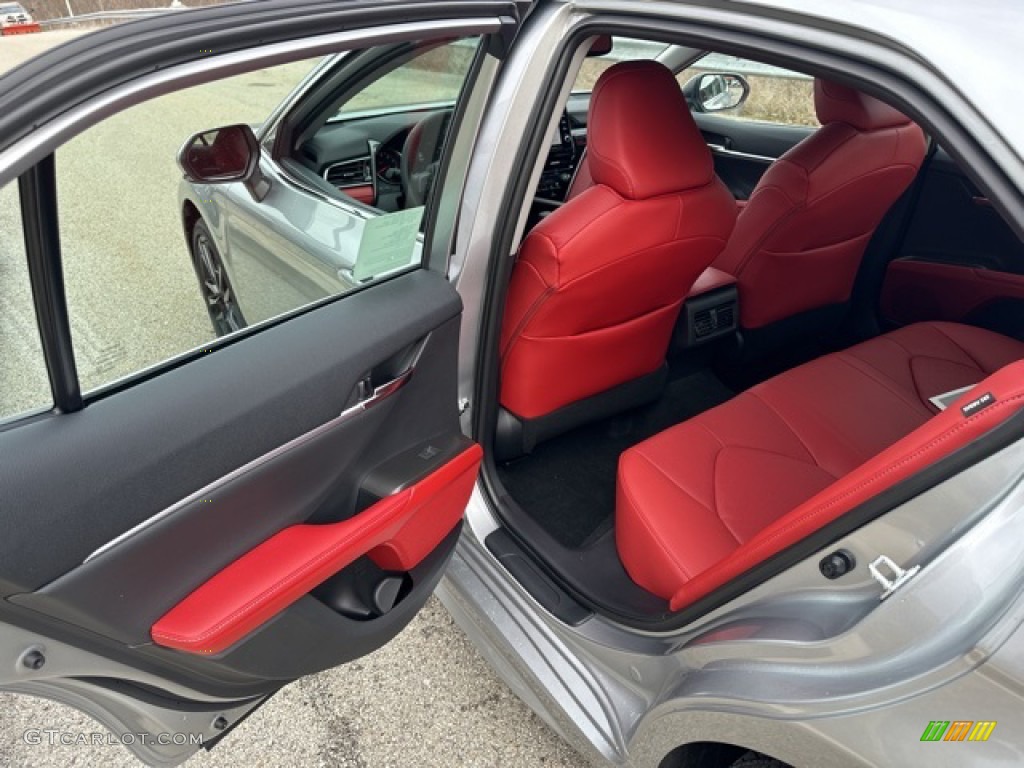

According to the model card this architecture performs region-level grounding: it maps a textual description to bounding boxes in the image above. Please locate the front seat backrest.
[499,61,736,434]
[714,79,927,330]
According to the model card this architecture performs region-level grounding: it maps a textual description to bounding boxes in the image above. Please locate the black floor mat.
[496,369,734,549]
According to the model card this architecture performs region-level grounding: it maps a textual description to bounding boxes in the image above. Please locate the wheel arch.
[181,199,202,246]
[659,742,789,768]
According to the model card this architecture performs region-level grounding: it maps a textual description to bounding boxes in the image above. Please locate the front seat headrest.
[814,78,912,131]
[587,60,714,200]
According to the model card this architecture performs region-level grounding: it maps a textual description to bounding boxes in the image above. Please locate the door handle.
[342,367,414,417]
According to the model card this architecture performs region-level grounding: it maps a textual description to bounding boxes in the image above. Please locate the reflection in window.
[0,182,52,420]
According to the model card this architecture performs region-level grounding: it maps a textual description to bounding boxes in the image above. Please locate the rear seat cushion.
[616,322,1024,604]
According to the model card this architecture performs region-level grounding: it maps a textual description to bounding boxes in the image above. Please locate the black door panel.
[709,149,773,201]
[693,114,813,200]
[897,148,1024,274]
[0,270,459,593]
[694,114,813,159]
[878,147,1024,336]
[0,270,468,692]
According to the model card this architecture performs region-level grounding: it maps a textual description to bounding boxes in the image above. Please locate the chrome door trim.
[708,142,777,163]
[83,367,415,563]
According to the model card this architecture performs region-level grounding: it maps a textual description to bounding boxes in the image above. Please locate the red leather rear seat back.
[615,322,1024,608]
[714,79,928,329]
[499,61,736,421]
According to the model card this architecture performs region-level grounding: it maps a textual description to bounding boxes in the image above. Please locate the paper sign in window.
[353,206,424,282]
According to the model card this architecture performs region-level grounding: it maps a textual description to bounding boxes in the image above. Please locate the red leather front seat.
[714,79,927,331]
[498,61,736,449]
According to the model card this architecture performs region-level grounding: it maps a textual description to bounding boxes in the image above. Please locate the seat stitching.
[500,255,556,365]
[709,449,752,545]
[619,467,694,580]
[680,413,843,467]
[735,394,1024,562]
[516,300,681,342]
[694,420,725,449]
[694,421,727,536]
[727,162,810,277]
[556,191,624,250]
[756,370,900,471]
[832,351,935,419]
[557,235,728,293]
[745,390,820,466]
[675,194,686,240]
[852,334,925,405]
[633,449,742,547]
[797,127,859,173]
[929,323,986,372]
[805,163,920,208]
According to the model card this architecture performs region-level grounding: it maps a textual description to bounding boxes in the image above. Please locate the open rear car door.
[0,2,527,764]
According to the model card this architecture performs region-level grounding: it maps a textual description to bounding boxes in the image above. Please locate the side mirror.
[177,124,269,201]
[682,72,751,113]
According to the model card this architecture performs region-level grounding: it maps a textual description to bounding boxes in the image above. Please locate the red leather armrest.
[151,444,482,655]
[688,266,737,299]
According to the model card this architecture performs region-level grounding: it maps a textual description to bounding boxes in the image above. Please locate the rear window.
[572,38,670,93]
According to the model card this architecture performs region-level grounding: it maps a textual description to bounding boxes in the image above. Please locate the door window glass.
[337,40,477,116]
[0,181,52,421]
[572,38,670,93]
[52,36,481,395]
[679,54,817,126]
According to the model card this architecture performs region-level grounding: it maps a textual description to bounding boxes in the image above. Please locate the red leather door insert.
[151,444,482,654]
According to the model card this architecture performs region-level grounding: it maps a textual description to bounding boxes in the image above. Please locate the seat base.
[495,364,668,461]
[617,321,1024,604]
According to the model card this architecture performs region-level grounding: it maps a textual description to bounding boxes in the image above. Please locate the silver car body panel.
[0,621,267,767]
[443,432,1024,767]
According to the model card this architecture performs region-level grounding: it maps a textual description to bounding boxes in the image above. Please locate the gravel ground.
[0,29,586,768]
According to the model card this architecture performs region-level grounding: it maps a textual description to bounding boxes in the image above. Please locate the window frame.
[1,20,500,422]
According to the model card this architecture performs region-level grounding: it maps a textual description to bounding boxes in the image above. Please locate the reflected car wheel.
[190,218,246,337]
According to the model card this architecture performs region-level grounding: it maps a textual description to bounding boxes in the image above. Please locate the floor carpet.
[496,369,734,548]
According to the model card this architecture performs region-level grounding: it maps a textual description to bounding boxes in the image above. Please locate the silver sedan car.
[1,1,1023,768]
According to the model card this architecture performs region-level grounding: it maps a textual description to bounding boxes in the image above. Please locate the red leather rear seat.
[616,322,1024,610]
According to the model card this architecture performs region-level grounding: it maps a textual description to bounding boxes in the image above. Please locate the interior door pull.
[343,368,414,417]
[973,195,993,208]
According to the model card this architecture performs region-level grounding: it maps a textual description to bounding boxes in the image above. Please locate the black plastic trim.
[494,364,667,460]
[17,155,81,413]
[484,529,591,625]
[681,287,739,347]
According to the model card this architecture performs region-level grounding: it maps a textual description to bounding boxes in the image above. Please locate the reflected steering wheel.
[400,112,448,208]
